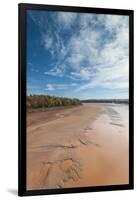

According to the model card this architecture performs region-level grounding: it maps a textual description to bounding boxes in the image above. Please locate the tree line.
[27,95,82,111]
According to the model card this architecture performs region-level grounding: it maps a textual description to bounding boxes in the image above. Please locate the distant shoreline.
[81,99,129,104]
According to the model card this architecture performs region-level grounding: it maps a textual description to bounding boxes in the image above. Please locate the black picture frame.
[18,3,134,196]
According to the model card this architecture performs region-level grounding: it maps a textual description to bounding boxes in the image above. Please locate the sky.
[27,10,129,100]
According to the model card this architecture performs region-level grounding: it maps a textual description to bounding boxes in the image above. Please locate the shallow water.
[84,103,129,133]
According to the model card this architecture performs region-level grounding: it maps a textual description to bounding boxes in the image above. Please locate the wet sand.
[27,103,129,190]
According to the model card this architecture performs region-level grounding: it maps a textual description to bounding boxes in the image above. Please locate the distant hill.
[81,99,129,104]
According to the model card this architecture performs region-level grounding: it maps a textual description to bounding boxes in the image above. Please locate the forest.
[27,95,82,111]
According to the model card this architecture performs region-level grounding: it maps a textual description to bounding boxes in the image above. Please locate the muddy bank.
[27,104,100,189]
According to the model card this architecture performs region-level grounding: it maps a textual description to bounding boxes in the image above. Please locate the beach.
[27,103,129,190]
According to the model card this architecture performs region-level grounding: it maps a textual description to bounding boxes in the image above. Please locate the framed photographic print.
[18,3,134,196]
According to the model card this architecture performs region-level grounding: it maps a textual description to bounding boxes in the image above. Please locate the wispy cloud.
[44,64,66,77]
[45,83,78,91]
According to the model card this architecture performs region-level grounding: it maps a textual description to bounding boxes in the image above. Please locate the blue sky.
[27,10,129,100]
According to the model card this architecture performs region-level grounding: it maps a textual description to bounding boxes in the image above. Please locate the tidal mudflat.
[27,103,129,190]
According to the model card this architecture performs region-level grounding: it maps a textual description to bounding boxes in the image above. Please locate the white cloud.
[68,28,100,66]
[44,64,66,77]
[57,12,77,29]
[70,68,95,80]
[104,15,128,33]
[45,84,55,91]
